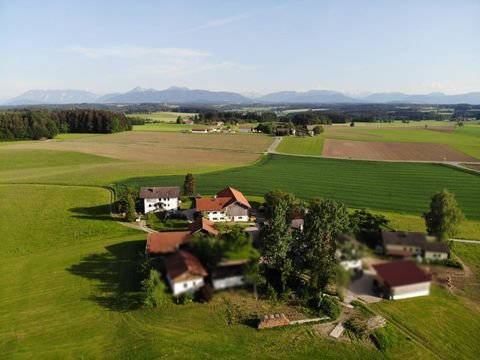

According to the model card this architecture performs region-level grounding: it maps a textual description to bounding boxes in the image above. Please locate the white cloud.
[63,45,211,59]
[181,12,254,33]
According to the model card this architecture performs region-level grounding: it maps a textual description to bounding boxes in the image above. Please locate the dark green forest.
[0,109,132,140]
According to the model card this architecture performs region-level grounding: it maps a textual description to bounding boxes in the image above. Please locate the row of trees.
[0,109,132,140]
[193,111,278,124]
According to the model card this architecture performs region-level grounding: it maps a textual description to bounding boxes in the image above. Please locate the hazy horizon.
[1,0,479,101]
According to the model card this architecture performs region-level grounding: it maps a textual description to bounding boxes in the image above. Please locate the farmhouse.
[146,231,192,256]
[381,231,450,260]
[188,216,219,235]
[139,186,180,214]
[211,262,246,290]
[381,231,425,257]
[196,187,251,222]
[423,242,450,260]
[191,128,210,133]
[373,261,431,300]
[238,126,252,133]
[165,250,208,296]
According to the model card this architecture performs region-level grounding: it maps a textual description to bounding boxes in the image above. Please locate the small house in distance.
[373,261,431,300]
[196,187,251,222]
[423,242,450,261]
[139,186,181,214]
[165,250,208,295]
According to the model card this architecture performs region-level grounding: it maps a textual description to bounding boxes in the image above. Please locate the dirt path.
[266,136,283,153]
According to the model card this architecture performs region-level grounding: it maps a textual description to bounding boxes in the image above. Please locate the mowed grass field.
[0,132,273,184]
[127,111,196,122]
[276,136,324,155]
[0,184,389,359]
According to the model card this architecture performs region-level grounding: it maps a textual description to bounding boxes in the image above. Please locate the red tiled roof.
[166,250,208,281]
[196,197,231,211]
[216,187,251,208]
[373,261,431,287]
[146,231,192,255]
[188,217,219,235]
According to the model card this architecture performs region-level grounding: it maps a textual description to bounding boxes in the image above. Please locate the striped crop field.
[119,154,480,219]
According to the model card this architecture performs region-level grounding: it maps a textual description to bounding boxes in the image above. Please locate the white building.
[195,187,251,222]
[139,186,181,214]
[373,261,431,300]
[165,251,207,296]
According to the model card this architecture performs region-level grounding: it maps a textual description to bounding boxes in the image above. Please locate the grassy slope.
[133,123,195,132]
[452,243,480,299]
[0,185,382,359]
[372,285,480,360]
[119,154,480,220]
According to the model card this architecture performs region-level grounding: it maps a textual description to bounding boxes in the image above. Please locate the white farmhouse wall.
[144,197,179,213]
[206,212,248,222]
[391,281,431,300]
[424,251,449,260]
[167,276,204,296]
[213,276,245,290]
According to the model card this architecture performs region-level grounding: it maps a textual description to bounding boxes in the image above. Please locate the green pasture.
[452,242,480,299]
[371,285,480,360]
[133,122,195,132]
[276,136,324,155]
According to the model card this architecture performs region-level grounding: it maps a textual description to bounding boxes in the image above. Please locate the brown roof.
[373,261,431,287]
[382,231,426,247]
[188,217,219,235]
[196,197,232,211]
[139,186,180,199]
[216,187,251,208]
[423,242,450,253]
[165,250,208,281]
[291,218,304,230]
[146,231,192,255]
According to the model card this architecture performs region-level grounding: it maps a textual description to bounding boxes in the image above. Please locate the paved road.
[451,238,480,244]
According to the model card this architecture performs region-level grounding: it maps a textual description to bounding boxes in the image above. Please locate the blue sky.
[0,0,479,99]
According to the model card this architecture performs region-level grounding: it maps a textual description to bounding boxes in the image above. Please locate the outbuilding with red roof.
[195,187,251,222]
[372,261,431,300]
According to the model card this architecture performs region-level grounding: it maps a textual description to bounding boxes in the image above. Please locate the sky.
[0,0,479,100]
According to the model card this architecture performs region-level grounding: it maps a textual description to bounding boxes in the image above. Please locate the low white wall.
[213,276,245,290]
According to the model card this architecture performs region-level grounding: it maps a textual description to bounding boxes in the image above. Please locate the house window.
[183,283,188,288]
[193,281,196,286]
[213,218,218,221]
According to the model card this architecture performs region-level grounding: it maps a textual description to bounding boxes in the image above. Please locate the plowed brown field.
[322,139,476,161]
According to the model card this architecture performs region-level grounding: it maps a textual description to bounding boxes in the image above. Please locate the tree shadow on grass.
[69,204,114,221]
[67,240,146,312]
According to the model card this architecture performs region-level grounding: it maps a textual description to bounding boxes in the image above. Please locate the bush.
[442,258,463,269]
[312,125,324,135]
[265,283,278,302]
[319,295,342,320]
[344,314,369,339]
[199,284,214,303]
[371,325,404,352]
[141,269,171,307]
[177,292,194,305]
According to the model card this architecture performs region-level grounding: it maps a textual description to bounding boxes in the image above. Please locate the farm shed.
[373,261,431,300]
[165,251,208,296]
[146,231,192,256]
[211,263,245,290]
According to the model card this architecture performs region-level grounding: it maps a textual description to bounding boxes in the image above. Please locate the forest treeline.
[0,109,132,140]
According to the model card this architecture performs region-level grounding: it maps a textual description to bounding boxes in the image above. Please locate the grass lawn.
[276,136,324,155]
[118,154,480,220]
[452,243,480,299]
[128,111,197,123]
[133,122,195,132]
[371,285,480,360]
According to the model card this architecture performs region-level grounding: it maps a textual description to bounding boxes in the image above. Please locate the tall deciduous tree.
[424,189,464,241]
[261,199,293,291]
[126,193,137,222]
[302,198,350,292]
[183,173,195,197]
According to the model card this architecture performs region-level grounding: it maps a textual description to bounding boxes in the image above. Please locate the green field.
[452,243,480,299]
[127,111,196,123]
[276,136,324,155]
[133,122,195,132]
[371,285,480,360]
[117,154,480,220]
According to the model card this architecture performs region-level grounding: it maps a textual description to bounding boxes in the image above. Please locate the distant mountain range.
[4,87,480,105]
